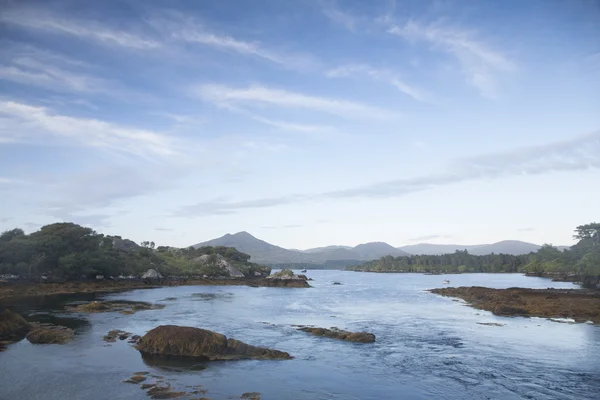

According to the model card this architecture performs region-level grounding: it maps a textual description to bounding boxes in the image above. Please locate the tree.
[574,223,600,245]
[0,228,25,243]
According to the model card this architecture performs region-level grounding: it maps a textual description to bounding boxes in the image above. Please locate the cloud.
[1,8,160,49]
[0,48,113,94]
[326,64,432,102]
[174,130,600,215]
[174,195,312,217]
[196,84,397,119]
[261,224,304,229]
[389,20,517,98]
[0,101,179,159]
[409,234,452,242]
[22,222,41,231]
[517,227,535,232]
[155,227,174,231]
[142,12,319,70]
[321,2,358,31]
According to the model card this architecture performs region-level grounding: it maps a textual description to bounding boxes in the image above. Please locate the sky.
[0,0,599,249]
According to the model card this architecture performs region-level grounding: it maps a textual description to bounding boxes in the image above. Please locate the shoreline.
[0,277,310,300]
[429,286,600,324]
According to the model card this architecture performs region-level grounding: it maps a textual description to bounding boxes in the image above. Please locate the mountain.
[398,240,542,256]
[302,245,352,254]
[354,242,409,260]
[193,231,307,265]
[194,233,562,266]
[193,232,409,266]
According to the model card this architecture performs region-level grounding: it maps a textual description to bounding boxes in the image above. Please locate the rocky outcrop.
[266,269,301,280]
[0,309,31,345]
[136,325,293,361]
[259,269,311,287]
[430,286,600,323]
[26,324,74,344]
[296,326,376,343]
[194,254,245,278]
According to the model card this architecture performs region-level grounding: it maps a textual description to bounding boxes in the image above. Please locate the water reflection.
[140,353,209,371]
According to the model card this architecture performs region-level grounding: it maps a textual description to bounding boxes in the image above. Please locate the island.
[0,223,310,299]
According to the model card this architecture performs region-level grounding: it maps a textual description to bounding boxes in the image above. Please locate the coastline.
[429,286,600,324]
[0,277,310,300]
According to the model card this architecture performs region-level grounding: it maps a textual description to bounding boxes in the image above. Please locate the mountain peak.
[231,231,255,238]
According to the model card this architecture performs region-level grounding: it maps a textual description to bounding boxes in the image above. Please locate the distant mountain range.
[193,232,563,267]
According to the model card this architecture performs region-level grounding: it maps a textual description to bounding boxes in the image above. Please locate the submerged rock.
[297,326,375,343]
[241,392,261,400]
[67,301,165,314]
[122,374,147,384]
[104,329,132,342]
[0,309,31,341]
[136,325,293,361]
[26,324,74,344]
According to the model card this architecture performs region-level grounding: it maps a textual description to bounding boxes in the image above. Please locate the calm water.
[0,272,598,400]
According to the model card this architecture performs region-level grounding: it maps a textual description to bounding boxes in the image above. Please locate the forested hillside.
[348,223,600,288]
[0,223,269,280]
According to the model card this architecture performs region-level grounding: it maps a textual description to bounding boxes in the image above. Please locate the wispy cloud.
[196,84,397,119]
[145,12,319,70]
[174,195,311,217]
[389,20,517,98]
[0,101,179,158]
[0,49,112,94]
[261,224,304,229]
[327,64,432,102]
[409,234,452,242]
[320,1,358,31]
[174,130,600,215]
[1,8,160,49]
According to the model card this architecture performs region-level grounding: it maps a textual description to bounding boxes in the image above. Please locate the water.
[1,272,598,400]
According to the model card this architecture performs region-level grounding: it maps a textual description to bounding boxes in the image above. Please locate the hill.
[193,233,409,267]
[398,240,542,256]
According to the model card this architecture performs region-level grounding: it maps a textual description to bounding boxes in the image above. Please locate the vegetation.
[349,222,600,289]
[0,223,269,280]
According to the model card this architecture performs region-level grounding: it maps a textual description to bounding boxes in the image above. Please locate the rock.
[26,324,74,344]
[142,269,163,279]
[297,326,375,343]
[251,278,310,288]
[0,309,31,341]
[266,269,302,280]
[67,301,164,314]
[332,282,342,285]
[136,325,293,361]
[194,254,244,278]
[146,385,186,399]
[123,374,147,384]
[261,269,311,287]
[129,334,142,344]
[477,322,505,327]
[103,329,132,342]
[429,286,600,323]
[241,392,261,400]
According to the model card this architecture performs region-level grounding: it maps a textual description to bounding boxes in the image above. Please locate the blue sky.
[0,0,599,249]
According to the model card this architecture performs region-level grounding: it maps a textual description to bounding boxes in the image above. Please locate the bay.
[1,271,598,400]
